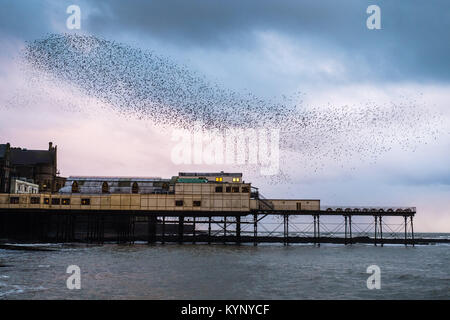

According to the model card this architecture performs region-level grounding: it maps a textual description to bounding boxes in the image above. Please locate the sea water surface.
[0,238,449,299]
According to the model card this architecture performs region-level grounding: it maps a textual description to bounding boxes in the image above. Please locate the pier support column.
[192,217,196,244]
[253,213,258,246]
[283,214,289,246]
[374,216,378,246]
[130,216,135,244]
[410,216,415,247]
[223,216,227,243]
[86,214,92,243]
[344,216,348,245]
[379,216,383,247]
[148,215,157,244]
[208,216,212,244]
[404,216,408,246]
[313,215,317,245]
[317,215,320,247]
[178,216,184,244]
[100,215,105,244]
[349,215,352,245]
[236,216,241,244]
[161,216,165,244]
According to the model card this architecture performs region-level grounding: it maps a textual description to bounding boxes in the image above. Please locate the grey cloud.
[0,1,53,39]
[1,1,449,82]
[82,0,450,82]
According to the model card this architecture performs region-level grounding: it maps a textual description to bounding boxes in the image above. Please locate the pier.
[0,206,441,246]
[0,171,444,246]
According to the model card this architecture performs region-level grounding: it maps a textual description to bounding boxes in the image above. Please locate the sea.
[0,233,449,300]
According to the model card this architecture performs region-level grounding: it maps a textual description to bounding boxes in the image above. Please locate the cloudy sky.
[0,0,449,231]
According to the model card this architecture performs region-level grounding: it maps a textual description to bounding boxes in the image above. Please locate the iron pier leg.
[283,214,289,246]
[344,216,348,245]
[148,215,157,244]
[349,215,352,245]
[94,215,99,243]
[404,216,408,247]
[130,216,135,244]
[88,215,92,244]
[374,216,378,246]
[253,213,258,246]
[193,216,196,244]
[224,216,227,243]
[286,214,289,246]
[178,216,184,244]
[317,215,320,247]
[236,216,241,244]
[410,216,415,247]
[161,216,165,244]
[56,213,61,242]
[208,216,212,244]
[379,216,383,247]
[313,215,317,245]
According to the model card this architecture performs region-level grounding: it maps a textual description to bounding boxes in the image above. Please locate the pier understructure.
[0,206,422,246]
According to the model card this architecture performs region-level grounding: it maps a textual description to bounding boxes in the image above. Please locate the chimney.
[49,142,53,150]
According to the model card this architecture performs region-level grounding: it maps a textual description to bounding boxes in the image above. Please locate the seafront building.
[0,142,64,194]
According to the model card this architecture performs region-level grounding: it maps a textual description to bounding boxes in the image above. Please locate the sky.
[0,0,449,231]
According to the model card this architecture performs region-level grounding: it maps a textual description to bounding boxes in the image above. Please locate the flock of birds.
[20,34,442,182]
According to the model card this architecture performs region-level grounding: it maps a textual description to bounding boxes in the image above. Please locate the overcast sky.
[0,1,449,231]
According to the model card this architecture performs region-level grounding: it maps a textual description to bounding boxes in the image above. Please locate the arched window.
[72,181,79,193]
[102,182,109,194]
[132,182,139,194]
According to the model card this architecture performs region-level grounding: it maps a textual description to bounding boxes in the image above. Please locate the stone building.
[0,142,65,193]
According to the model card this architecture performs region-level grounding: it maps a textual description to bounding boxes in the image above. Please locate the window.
[51,198,60,205]
[72,181,79,193]
[175,200,184,206]
[10,197,19,204]
[62,198,70,205]
[44,198,50,205]
[30,197,40,204]
[81,198,91,206]
[241,187,250,193]
[232,177,240,182]
[215,186,223,193]
[193,200,201,207]
[102,182,109,193]
[132,182,139,194]
[296,203,302,211]
[226,186,231,193]
[215,177,223,182]
[232,187,240,193]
